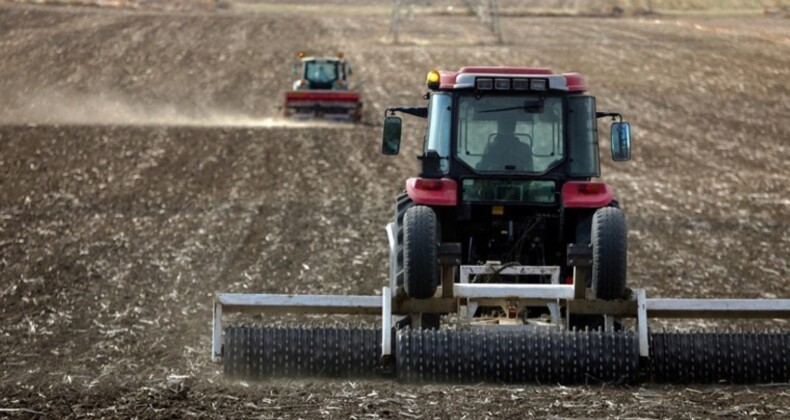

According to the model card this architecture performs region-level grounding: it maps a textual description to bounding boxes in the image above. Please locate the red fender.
[406,178,458,207]
[562,182,614,208]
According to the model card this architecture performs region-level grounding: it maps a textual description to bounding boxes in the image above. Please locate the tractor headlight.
[494,78,510,90]
[476,78,493,90]
[530,79,548,91]
[512,78,529,90]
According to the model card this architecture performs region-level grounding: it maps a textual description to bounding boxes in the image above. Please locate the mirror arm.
[596,111,622,122]
[385,106,428,119]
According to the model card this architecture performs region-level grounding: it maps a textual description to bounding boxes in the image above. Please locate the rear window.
[462,179,556,204]
[456,94,564,174]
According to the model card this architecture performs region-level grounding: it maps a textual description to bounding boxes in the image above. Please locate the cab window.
[456,94,564,174]
[426,92,452,173]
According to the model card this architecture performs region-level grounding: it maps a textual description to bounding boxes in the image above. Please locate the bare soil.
[1,2,789,418]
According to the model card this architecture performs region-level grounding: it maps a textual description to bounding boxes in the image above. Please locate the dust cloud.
[0,89,349,128]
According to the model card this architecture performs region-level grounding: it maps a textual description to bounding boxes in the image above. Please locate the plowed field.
[1,3,788,418]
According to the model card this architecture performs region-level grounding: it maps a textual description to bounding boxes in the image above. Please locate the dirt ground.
[0,1,789,418]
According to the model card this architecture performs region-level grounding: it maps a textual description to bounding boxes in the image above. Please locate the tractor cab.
[383,67,631,186]
[292,52,353,91]
[382,67,633,309]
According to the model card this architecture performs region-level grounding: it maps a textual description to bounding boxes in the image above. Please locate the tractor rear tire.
[591,207,627,300]
[403,205,440,299]
[394,192,413,287]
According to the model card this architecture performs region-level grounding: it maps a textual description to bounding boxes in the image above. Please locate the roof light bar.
[512,79,529,90]
[476,78,494,90]
[530,79,548,91]
[475,77,550,92]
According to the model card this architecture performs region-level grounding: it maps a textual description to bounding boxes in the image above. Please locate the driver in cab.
[476,114,533,172]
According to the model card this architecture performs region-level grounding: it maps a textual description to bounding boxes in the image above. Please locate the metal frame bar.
[637,289,649,357]
[212,300,223,362]
[216,293,382,314]
[454,283,575,300]
[645,298,790,318]
[572,266,587,299]
[385,222,397,290]
[460,265,560,284]
[381,287,392,358]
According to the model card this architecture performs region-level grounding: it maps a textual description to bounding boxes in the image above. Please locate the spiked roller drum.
[649,330,790,383]
[224,326,382,379]
[223,325,790,384]
[395,328,639,384]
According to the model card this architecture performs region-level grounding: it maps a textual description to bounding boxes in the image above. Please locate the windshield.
[304,60,338,84]
[456,94,564,173]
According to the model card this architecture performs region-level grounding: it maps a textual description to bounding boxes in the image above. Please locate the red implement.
[283,90,362,121]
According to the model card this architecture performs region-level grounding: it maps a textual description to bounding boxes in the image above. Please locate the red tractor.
[382,67,632,328]
[283,52,362,122]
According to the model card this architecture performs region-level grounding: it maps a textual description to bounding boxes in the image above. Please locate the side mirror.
[610,121,631,161]
[382,116,402,156]
[291,64,298,76]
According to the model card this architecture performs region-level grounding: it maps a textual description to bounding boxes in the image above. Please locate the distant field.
[642,0,788,16]
[647,0,787,9]
[1,0,788,13]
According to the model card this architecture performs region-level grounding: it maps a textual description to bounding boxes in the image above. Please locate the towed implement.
[214,67,790,384]
[282,52,362,122]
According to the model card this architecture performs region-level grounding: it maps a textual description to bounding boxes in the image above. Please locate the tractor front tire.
[591,207,627,300]
[403,205,440,299]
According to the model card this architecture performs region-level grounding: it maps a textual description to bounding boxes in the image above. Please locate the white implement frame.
[212,219,790,362]
[211,264,790,362]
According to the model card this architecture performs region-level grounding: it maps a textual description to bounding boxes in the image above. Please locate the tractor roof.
[301,57,345,62]
[435,66,587,93]
[299,55,346,63]
[296,50,347,62]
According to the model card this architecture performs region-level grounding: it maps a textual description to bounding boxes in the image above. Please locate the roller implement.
[214,67,790,384]
[282,52,362,121]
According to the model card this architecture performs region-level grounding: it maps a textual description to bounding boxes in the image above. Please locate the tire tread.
[591,207,627,299]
